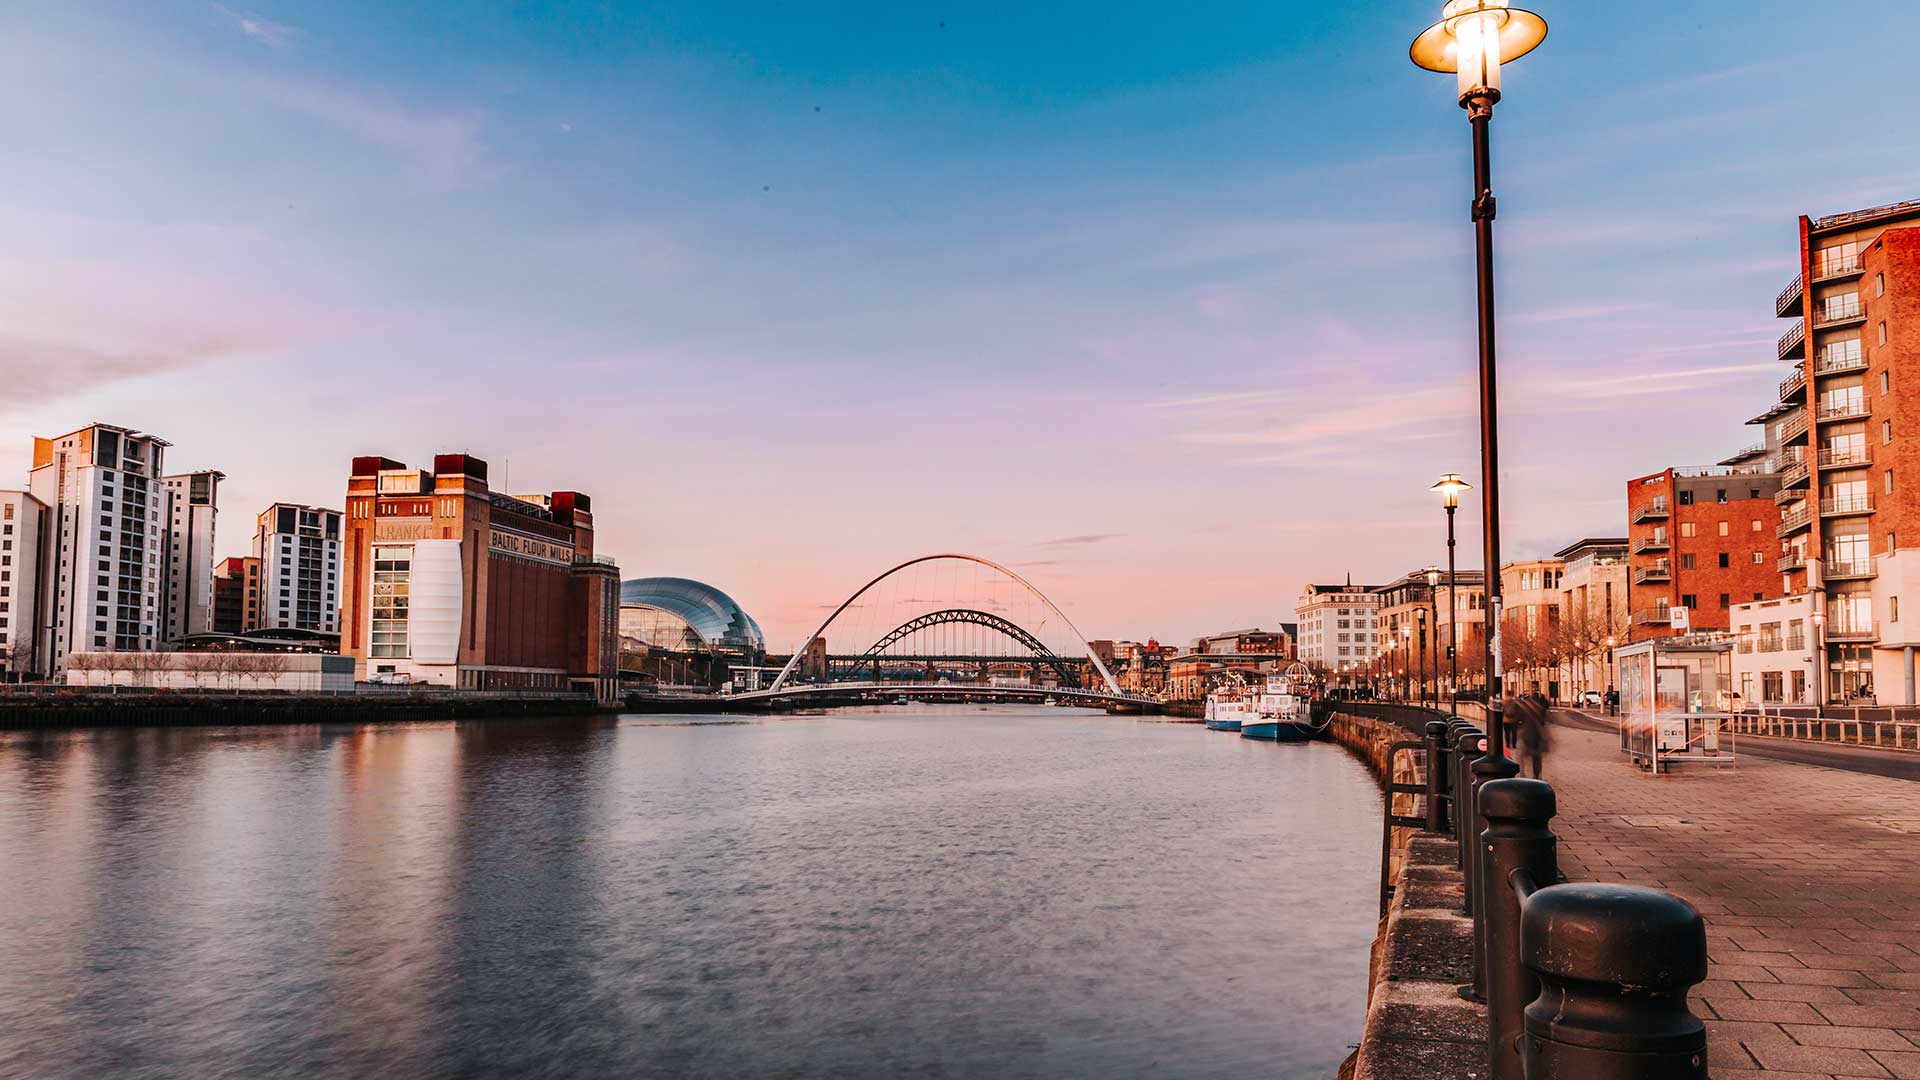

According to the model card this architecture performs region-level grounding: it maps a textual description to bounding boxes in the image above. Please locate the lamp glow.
[1410,0,1548,104]
[1430,472,1472,509]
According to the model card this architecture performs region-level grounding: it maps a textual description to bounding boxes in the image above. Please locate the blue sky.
[4,1,1919,647]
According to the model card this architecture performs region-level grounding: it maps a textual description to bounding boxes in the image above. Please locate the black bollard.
[1478,778,1557,1080]
[1425,720,1451,833]
[1466,738,1519,1004]
[1520,883,1708,1079]
[1450,724,1479,872]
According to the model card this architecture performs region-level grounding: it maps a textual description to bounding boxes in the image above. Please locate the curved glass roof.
[619,577,766,658]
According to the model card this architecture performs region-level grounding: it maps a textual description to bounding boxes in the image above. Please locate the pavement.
[1550,707,1920,782]
[1534,716,1920,1077]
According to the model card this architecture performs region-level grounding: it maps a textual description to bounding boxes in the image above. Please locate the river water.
[0,705,1383,1079]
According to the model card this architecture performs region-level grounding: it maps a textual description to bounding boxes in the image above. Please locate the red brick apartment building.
[339,454,620,701]
[1625,467,1781,639]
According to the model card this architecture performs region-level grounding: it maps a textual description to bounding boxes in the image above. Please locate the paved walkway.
[1536,717,1920,1077]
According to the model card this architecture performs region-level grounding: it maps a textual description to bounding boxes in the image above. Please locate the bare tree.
[127,650,169,690]
[248,653,292,693]
[1,637,31,685]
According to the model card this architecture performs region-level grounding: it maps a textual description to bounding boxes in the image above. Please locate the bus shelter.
[1613,635,1738,773]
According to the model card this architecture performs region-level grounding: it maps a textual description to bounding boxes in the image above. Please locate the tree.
[1,637,31,685]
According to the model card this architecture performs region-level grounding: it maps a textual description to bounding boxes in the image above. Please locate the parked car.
[1580,690,1604,707]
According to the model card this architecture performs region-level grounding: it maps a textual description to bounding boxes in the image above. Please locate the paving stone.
[1744,1041,1893,1075]
[1871,1048,1920,1079]
[1782,1025,1918,1050]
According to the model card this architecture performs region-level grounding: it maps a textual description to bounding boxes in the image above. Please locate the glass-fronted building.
[619,577,765,662]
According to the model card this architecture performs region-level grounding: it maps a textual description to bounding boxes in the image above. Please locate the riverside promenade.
[1540,712,1920,1077]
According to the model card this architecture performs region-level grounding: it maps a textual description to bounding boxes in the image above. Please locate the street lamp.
[1411,0,1546,761]
[1810,610,1826,709]
[1425,566,1444,709]
[1400,623,1413,701]
[1416,605,1430,707]
[1431,474,1471,716]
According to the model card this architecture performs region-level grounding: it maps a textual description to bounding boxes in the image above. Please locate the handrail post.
[1467,734,1519,1003]
[1478,778,1556,1080]
[1520,883,1708,1078]
[1450,723,1477,871]
[1425,719,1450,832]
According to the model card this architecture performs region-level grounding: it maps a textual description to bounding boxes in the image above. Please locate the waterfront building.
[1500,558,1564,696]
[1625,467,1782,642]
[160,470,222,642]
[1294,580,1381,668]
[1731,593,1818,707]
[1429,570,1488,699]
[1196,627,1290,656]
[0,491,47,679]
[26,423,170,676]
[339,455,621,700]
[1373,570,1450,700]
[253,503,342,635]
[1553,537,1629,698]
[617,577,767,689]
[212,555,262,635]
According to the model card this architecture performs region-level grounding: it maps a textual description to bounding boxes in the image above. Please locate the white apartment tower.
[27,423,170,674]
[0,491,47,679]
[253,503,342,634]
[1294,579,1382,667]
[161,470,223,641]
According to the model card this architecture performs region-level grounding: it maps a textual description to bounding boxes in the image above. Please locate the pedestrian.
[1513,681,1552,779]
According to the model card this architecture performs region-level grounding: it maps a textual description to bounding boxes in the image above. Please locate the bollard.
[1478,778,1557,1080]
[1466,738,1519,1004]
[1520,883,1708,1079]
[1425,720,1451,833]
[1450,724,1479,872]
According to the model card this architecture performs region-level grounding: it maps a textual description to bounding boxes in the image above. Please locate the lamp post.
[1425,566,1444,708]
[1431,475,1470,717]
[1416,607,1430,707]
[1400,623,1414,702]
[1810,610,1826,711]
[1411,0,1545,761]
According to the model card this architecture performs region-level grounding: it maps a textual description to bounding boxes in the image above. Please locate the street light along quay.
[1410,0,1545,1023]
[1425,566,1443,709]
[1430,472,1470,717]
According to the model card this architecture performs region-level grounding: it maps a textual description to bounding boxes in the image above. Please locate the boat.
[1042,696,1059,707]
[1241,665,1330,742]
[1204,680,1258,731]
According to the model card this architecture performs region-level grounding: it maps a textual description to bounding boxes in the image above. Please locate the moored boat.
[1240,665,1330,741]
[1204,686,1257,731]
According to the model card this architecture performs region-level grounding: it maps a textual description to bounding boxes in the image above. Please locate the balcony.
[1817,446,1872,470]
[1718,443,1768,467]
[1778,507,1812,536]
[1817,400,1869,424]
[1631,609,1672,627]
[1777,552,1806,573]
[1826,623,1876,643]
[1778,366,1807,402]
[1815,350,1867,376]
[1775,273,1804,318]
[1821,495,1874,518]
[1777,457,1810,489]
[1813,254,1865,282]
[1633,563,1672,585]
[1633,534,1671,554]
[1779,411,1810,444]
[1814,301,1866,329]
[1631,502,1670,523]
[1825,560,1877,581]
[1777,321,1806,359]
[1774,485,1803,505]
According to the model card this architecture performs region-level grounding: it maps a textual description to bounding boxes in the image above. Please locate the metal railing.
[1630,608,1671,626]
[1774,273,1803,317]
[1780,411,1810,443]
[1822,494,1874,516]
[1777,552,1806,572]
[1827,622,1876,641]
[1816,349,1867,375]
[1730,708,1920,748]
[1778,367,1806,401]
[1342,705,1709,1079]
[1719,442,1766,466]
[1815,301,1865,327]
[1629,502,1668,523]
[1813,254,1864,280]
[1631,534,1669,554]
[1777,457,1809,488]
[1632,564,1671,584]
[1818,445,1872,469]
[1826,560,1876,580]
[1817,400,1869,422]
[1777,320,1806,359]
[1777,507,1811,535]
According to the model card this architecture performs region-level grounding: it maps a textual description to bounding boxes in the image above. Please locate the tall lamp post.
[1430,474,1470,717]
[1424,566,1444,709]
[1415,607,1430,707]
[1411,0,1545,758]
[1400,623,1413,702]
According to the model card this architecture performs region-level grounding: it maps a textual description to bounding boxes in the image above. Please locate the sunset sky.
[5,1,1920,649]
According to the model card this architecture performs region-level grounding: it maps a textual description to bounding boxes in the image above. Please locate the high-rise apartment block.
[161,470,222,641]
[253,503,341,634]
[339,454,620,700]
[26,424,171,675]
[1626,467,1782,639]
[0,491,47,679]
[1294,580,1380,667]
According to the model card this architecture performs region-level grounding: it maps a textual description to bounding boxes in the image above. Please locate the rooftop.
[1812,198,1920,232]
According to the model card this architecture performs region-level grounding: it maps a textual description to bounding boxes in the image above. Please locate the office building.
[212,555,261,635]
[1553,537,1628,698]
[26,423,170,675]
[1730,593,1818,707]
[0,491,47,679]
[1626,467,1781,640]
[339,454,620,700]
[254,503,342,634]
[160,470,222,641]
[1294,579,1381,667]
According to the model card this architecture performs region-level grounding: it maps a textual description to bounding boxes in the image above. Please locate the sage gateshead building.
[618,577,766,681]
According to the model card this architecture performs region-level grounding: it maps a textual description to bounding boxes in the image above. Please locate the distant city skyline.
[4,1,1920,648]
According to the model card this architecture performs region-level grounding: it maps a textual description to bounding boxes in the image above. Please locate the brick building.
[212,555,261,635]
[339,454,620,701]
[1626,468,1782,640]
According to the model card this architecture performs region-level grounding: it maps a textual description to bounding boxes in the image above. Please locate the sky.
[4,1,1920,651]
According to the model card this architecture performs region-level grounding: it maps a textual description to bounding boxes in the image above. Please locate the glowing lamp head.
[1430,472,1472,509]
[1425,567,1442,588]
[1410,0,1548,103]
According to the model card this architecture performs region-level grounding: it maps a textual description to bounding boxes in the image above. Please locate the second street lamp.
[1425,566,1443,709]
[1431,473,1470,717]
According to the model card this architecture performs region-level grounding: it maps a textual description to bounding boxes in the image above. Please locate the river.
[0,704,1383,1079]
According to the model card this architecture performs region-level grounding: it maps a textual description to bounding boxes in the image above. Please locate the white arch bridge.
[721,554,1155,710]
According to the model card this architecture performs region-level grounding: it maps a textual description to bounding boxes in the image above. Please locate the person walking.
[1512,682,1552,780]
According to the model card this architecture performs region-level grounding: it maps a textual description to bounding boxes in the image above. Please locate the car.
[1579,690,1604,707]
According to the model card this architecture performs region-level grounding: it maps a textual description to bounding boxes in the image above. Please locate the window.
[1681,593,1699,610]
[1876,271,1885,296]
[1680,554,1696,570]
[1885,420,1894,445]
[1719,593,1730,609]
[1718,553,1730,568]
[1681,523,1697,538]
[1716,489,1728,504]
[1750,520,1763,533]
[1678,490,1694,506]
[370,547,412,658]
[1893,597,1901,624]
[1882,371,1891,394]
[1879,322,1889,346]
[1718,522,1730,537]
[1752,552,1764,564]
[1888,470,1896,495]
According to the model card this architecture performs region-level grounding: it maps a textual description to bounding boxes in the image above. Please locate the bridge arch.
[770,554,1120,694]
[842,608,1083,688]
